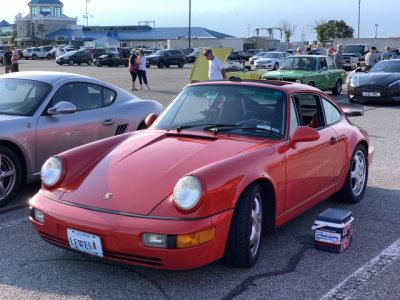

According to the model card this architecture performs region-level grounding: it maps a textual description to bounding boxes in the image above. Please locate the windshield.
[152,85,287,138]
[343,45,364,53]
[369,60,400,73]
[153,50,167,55]
[280,57,317,71]
[0,79,52,116]
[262,53,280,58]
[255,52,268,57]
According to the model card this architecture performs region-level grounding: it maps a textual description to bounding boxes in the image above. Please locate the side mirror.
[144,113,158,128]
[47,101,77,115]
[289,126,320,149]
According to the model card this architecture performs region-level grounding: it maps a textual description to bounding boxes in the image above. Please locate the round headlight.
[41,157,63,187]
[173,176,202,210]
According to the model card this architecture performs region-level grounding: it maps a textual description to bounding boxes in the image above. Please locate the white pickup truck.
[23,47,53,60]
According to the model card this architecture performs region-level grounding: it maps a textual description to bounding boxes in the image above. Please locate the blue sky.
[1,0,399,42]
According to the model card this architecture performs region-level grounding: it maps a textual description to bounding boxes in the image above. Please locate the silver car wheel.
[0,153,17,200]
[249,191,263,257]
[350,149,366,196]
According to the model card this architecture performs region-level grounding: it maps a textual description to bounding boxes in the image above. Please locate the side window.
[327,57,336,70]
[322,97,341,125]
[289,98,299,137]
[293,94,324,129]
[320,57,328,70]
[52,83,104,111]
[103,87,116,106]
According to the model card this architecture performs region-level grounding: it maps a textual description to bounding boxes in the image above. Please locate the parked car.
[186,48,201,63]
[342,44,374,70]
[56,51,93,65]
[146,49,186,68]
[254,52,291,70]
[55,47,76,58]
[17,49,24,59]
[23,47,53,60]
[262,55,346,95]
[0,71,163,207]
[225,60,264,80]
[227,51,246,61]
[29,79,373,270]
[90,48,112,59]
[0,50,4,64]
[94,54,129,67]
[347,59,400,102]
[249,51,268,64]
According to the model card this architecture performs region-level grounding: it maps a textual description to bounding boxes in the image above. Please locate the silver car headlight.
[388,80,400,87]
[173,176,202,210]
[41,157,64,187]
[350,75,360,87]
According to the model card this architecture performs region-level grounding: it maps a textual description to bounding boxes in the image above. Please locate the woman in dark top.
[128,51,139,91]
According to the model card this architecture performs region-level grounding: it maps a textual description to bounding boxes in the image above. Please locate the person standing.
[137,50,150,90]
[326,47,335,61]
[382,45,397,60]
[128,50,139,91]
[3,46,12,73]
[305,47,312,55]
[296,47,303,55]
[203,49,225,80]
[11,46,20,72]
[334,44,345,69]
[365,47,379,71]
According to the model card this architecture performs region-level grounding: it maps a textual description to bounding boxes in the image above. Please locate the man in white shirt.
[203,49,226,80]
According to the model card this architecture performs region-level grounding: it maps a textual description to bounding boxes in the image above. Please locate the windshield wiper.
[239,126,282,137]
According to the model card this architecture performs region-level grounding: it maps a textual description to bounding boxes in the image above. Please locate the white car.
[22,47,52,60]
[254,52,290,70]
[249,51,269,64]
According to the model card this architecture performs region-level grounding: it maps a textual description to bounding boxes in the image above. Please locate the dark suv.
[56,50,93,65]
[146,49,185,68]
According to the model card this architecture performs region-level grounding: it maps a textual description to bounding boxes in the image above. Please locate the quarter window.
[322,97,341,125]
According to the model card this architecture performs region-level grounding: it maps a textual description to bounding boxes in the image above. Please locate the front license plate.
[362,92,381,97]
[67,228,103,257]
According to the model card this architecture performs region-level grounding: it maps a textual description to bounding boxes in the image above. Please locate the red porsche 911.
[29,79,374,270]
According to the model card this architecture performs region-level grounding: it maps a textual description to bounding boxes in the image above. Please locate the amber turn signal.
[176,227,216,249]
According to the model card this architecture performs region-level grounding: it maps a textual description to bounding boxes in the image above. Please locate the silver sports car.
[0,71,163,206]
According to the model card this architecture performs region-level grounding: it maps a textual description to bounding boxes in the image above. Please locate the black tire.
[335,144,368,203]
[97,63,102,67]
[146,64,150,68]
[0,146,22,207]
[308,82,315,87]
[77,62,81,65]
[68,60,74,66]
[332,79,343,95]
[223,183,264,268]
[178,61,184,68]
[157,61,164,68]
[273,62,279,70]
[165,63,170,68]
[125,62,129,67]
[47,54,52,60]
[87,59,92,65]
[108,62,114,67]
[32,54,37,60]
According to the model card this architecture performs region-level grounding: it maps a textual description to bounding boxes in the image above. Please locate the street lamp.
[188,0,191,49]
[375,24,378,38]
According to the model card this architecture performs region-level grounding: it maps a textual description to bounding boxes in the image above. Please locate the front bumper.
[348,85,400,101]
[29,191,233,270]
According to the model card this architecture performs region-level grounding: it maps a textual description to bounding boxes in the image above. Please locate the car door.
[284,93,341,210]
[318,57,333,89]
[35,82,120,170]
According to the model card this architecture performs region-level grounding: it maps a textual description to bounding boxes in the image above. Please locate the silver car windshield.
[152,85,287,138]
[262,53,280,58]
[0,79,52,116]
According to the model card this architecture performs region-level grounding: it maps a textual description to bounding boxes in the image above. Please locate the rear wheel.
[157,61,165,68]
[32,54,37,60]
[165,63,170,68]
[47,54,52,59]
[335,144,368,203]
[0,146,22,207]
[332,79,343,95]
[178,61,184,68]
[223,183,264,268]
[87,59,92,65]
[68,60,74,66]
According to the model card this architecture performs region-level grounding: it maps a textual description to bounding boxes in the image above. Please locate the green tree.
[314,20,354,41]
[278,20,296,43]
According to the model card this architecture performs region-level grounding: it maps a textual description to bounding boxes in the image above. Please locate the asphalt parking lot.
[0,59,399,300]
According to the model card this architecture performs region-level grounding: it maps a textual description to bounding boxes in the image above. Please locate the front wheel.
[157,61,164,68]
[335,144,368,203]
[68,60,74,66]
[47,54,52,60]
[0,146,22,207]
[332,79,343,95]
[32,54,37,60]
[223,183,264,268]
[178,61,184,68]
[273,62,279,70]
[87,59,92,65]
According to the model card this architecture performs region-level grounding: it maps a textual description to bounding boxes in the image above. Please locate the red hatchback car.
[29,80,374,270]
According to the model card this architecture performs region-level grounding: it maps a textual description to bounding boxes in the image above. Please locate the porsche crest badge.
[104,193,113,200]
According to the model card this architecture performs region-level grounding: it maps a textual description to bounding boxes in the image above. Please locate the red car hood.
[61,130,266,215]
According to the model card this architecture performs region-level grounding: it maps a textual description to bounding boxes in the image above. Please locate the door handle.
[329,137,338,144]
[102,119,115,126]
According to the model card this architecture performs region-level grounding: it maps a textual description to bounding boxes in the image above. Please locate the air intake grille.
[115,124,128,135]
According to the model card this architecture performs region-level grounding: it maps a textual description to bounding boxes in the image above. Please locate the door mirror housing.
[289,126,320,149]
[144,113,158,128]
[47,101,77,115]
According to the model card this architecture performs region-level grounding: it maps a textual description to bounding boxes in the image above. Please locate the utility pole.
[375,24,378,38]
[188,0,191,49]
[357,0,360,38]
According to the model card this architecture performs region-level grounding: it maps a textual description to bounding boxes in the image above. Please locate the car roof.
[0,71,94,85]
[189,79,321,94]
